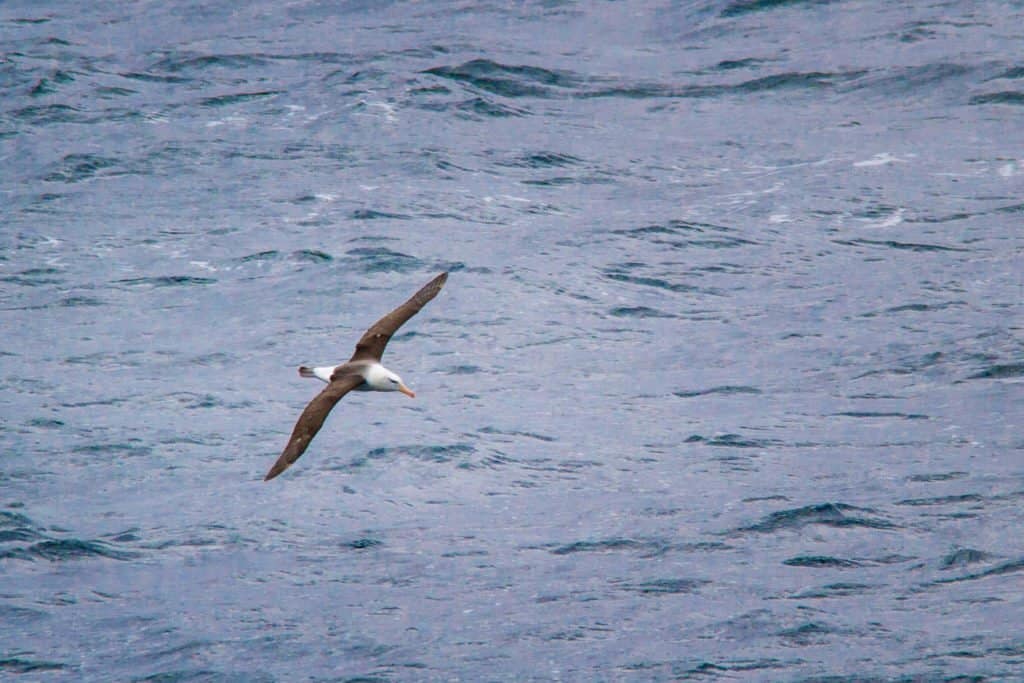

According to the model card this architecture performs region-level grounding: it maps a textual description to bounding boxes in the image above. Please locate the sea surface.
[2,1,1022,681]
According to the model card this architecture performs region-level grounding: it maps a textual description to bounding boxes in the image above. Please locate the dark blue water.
[2,1,1023,680]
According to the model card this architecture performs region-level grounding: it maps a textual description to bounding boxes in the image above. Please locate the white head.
[367,364,416,397]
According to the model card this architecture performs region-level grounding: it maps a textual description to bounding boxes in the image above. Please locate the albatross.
[263,272,448,481]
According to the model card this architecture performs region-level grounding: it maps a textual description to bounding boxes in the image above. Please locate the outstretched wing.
[349,272,448,362]
[263,374,365,481]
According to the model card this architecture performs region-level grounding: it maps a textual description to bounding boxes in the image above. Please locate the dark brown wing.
[263,374,365,481]
[349,272,448,362]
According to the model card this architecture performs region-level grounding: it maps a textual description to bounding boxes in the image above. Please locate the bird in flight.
[264,272,448,481]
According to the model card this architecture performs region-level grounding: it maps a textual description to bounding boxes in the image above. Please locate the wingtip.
[263,462,288,481]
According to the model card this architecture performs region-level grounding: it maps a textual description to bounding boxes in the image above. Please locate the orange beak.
[399,384,416,398]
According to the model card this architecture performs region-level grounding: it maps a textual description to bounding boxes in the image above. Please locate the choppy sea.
[2,1,1023,680]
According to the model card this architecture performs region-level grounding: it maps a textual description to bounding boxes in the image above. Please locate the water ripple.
[720,0,829,18]
[783,555,864,568]
[940,548,995,569]
[967,362,1024,380]
[738,503,898,533]
[674,385,762,398]
[343,247,423,273]
[608,305,675,318]
[0,511,136,562]
[789,582,876,599]
[931,558,1024,585]
[0,657,68,674]
[424,59,581,98]
[970,91,1024,105]
[114,275,217,288]
[43,153,120,182]
[547,538,670,557]
[353,443,475,466]
[617,578,709,595]
[148,52,273,74]
[198,90,281,107]
[833,238,968,252]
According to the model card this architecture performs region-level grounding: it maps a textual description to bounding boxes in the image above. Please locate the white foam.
[998,161,1019,177]
[853,153,907,167]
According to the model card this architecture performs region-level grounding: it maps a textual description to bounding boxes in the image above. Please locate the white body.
[359,363,404,391]
[304,362,410,394]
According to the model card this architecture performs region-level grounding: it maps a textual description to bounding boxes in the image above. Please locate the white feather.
[312,366,337,383]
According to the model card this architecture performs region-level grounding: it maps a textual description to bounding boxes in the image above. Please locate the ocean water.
[2,0,1022,680]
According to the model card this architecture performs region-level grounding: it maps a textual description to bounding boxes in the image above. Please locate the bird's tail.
[298,366,315,378]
